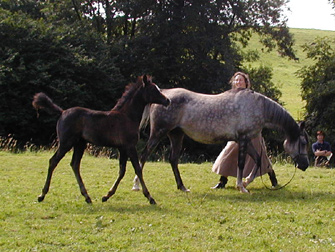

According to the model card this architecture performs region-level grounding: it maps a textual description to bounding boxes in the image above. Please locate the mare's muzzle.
[295,155,309,171]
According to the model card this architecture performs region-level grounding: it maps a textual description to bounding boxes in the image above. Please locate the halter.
[261,133,307,191]
[292,133,308,167]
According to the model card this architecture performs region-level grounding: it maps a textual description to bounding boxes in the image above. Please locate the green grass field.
[245,28,335,120]
[1,151,335,251]
[2,28,335,252]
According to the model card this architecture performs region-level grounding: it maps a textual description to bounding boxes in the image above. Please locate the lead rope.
[184,190,209,209]
[258,139,298,190]
[260,163,297,190]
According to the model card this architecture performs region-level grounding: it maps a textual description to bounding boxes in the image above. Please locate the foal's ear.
[143,75,149,87]
[143,75,148,86]
[299,121,306,130]
[142,75,152,87]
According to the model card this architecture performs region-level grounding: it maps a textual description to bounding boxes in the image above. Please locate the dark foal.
[33,75,170,204]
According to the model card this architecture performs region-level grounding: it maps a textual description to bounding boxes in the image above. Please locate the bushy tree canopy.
[0,7,125,146]
[0,0,296,154]
[298,37,335,146]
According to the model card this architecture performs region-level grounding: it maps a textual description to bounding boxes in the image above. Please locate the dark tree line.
[1,0,302,158]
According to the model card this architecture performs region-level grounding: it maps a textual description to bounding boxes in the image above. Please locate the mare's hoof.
[149,198,157,205]
[132,185,140,191]
[102,196,109,202]
[38,195,45,202]
[85,197,92,204]
[237,186,250,194]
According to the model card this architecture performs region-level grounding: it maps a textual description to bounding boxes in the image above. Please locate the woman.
[212,72,277,189]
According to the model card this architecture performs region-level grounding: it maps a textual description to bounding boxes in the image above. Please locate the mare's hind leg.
[128,146,156,204]
[237,138,249,193]
[168,128,188,192]
[70,140,91,203]
[102,148,128,202]
[38,144,71,202]
[243,142,260,188]
[132,129,168,191]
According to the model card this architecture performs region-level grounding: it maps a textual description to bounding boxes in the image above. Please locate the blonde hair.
[229,72,251,89]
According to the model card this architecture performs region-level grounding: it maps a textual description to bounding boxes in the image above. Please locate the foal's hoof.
[38,195,45,202]
[149,198,157,205]
[85,197,92,204]
[102,196,109,202]
[179,185,190,192]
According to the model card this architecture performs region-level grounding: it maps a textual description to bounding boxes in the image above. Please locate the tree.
[298,37,335,147]
[110,0,296,93]
[0,0,297,154]
[0,7,125,146]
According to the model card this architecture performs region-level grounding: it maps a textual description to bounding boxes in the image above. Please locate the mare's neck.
[263,96,300,141]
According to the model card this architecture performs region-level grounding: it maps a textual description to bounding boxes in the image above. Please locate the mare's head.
[140,75,170,107]
[283,121,309,171]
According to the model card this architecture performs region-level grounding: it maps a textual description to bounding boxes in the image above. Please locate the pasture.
[1,151,335,251]
[245,28,335,120]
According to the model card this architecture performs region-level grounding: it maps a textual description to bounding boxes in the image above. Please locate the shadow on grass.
[180,186,335,205]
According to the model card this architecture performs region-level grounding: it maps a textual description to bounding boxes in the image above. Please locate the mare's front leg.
[128,146,156,204]
[102,148,127,202]
[237,138,249,193]
[168,129,188,192]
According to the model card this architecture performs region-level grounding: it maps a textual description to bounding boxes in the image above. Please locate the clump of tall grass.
[0,135,119,158]
[0,135,19,152]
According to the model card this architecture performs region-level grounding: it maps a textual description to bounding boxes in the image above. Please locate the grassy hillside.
[244,28,335,120]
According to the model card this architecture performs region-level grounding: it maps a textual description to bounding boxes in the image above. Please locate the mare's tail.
[140,104,151,130]
[32,92,63,116]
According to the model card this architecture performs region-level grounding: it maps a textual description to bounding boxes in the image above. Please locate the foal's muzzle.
[163,98,171,107]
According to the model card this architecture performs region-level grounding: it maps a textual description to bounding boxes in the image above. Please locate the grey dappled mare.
[133,88,309,193]
[33,75,170,204]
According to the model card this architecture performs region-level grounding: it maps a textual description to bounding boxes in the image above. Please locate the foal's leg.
[102,148,127,202]
[38,144,71,202]
[132,130,168,191]
[70,140,91,203]
[128,146,156,204]
[168,129,188,192]
[237,139,249,193]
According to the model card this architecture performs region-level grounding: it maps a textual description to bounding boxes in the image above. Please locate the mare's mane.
[113,77,143,111]
[262,94,300,141]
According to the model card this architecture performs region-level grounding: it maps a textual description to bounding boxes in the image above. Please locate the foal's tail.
[140,104,151,130]
[32,92,63,116]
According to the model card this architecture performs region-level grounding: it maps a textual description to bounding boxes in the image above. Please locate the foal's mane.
[113,76,143,111]
[262,94,300,141]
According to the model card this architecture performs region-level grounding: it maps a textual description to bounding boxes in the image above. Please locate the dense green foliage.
[298,36,335,147]
[1,151,335,251]
[0,0,294,150]
[0,6,125,146]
